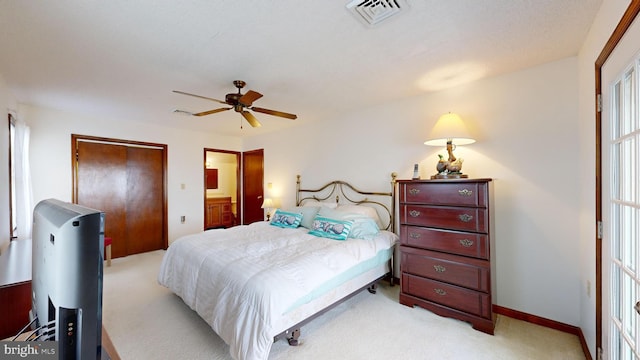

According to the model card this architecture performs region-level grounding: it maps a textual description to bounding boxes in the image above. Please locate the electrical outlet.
[180,216,185,224]
[587,280,591,297]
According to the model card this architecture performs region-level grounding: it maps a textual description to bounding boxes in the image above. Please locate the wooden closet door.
[75,139,166,258]
[125,146,164,254]
[76,141,128,258]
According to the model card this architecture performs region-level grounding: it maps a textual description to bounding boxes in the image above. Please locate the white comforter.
[157,221,397,360]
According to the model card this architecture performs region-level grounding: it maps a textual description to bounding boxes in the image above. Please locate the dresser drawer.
[401,246,490,292]
[402,273,492,319]
[400,225,488,259]
[400,205,488,233]
[400,181,488,207]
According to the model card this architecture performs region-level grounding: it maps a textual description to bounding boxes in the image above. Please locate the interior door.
[601,12,640,359]
[242,149,264,224]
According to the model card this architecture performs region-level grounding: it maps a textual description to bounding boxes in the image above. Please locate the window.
[8,114,17,239]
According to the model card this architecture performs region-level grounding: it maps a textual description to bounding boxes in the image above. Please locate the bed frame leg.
[287,328,300,346]
[367,283,377,294]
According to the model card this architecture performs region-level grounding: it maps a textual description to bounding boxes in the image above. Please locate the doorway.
[204,149,239,229]
[203,148,264,228]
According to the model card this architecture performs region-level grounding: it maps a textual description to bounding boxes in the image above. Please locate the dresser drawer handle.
[433,265,446,273]
[458,189,473,196]
[434,288,447,296]
[409,233,421,239]
[458,214,473,222]
[409,210,421,217]
[459,239,474,247]
[409,188,420,195]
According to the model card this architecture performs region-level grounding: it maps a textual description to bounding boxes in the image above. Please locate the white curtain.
[13,116,33,240]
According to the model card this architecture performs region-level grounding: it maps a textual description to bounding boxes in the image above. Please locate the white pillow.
[335,204,382,228]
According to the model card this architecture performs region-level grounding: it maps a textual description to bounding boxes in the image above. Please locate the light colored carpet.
[103,250,585,359]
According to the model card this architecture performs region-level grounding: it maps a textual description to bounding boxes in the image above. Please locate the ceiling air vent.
[346,0,409,27]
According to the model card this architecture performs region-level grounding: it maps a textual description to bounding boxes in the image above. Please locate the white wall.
[0,75,18,254]
[245,57,583,328]
[22,104,242,243]
[577,0,633,356]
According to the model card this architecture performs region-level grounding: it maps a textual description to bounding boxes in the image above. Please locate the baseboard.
[493,305,592,360]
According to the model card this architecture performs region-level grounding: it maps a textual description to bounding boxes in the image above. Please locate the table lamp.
[424,112,475,179]
[261,198,274,221]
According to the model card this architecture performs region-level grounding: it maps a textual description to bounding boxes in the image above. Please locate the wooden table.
[0,239,32,339]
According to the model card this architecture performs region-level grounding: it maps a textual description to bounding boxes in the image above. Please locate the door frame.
[71,134,168,251]
[595,2,640,352]
[203,148,241,229]
[203,148,264,226]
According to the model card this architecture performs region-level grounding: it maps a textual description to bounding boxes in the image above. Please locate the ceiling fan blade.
[241,111,262,127]
[193,107,232,116]
[173,90,228,105]
[250,106,297,120]
[238,90,263,106]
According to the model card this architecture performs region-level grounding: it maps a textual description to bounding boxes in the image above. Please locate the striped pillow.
[270,209,303,228]
[308,216,353,240]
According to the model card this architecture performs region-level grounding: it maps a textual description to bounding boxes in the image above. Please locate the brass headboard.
[295,173,398,232]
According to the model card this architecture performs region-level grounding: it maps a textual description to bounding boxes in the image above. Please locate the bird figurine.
[431,140,469,178]
[446,158,464,174]
[436,154,449,173]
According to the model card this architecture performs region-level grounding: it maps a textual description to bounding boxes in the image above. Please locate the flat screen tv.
[31,199,105,360]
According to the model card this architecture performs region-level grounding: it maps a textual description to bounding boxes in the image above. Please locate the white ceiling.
[0,0,602,137]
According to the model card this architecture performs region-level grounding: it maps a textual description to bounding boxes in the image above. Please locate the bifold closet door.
[124,146,164,254]
[76,140,164,258]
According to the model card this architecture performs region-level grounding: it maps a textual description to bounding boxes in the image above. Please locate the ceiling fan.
[173,80,297,128]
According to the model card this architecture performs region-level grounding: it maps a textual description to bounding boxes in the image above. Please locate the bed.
[157,174,398,360]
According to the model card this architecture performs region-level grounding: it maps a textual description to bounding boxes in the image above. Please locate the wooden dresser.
[205,197,233,229]
[398,178,495,334]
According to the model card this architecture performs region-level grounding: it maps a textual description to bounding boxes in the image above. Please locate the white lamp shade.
[424,113,476,146]
[261,198,274,208]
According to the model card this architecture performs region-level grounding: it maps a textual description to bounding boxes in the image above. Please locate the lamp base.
[431,173,469,179]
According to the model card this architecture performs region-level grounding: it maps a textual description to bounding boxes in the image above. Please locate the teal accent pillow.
[284,206,320,229]
[317,207,380,239]
[270,209,303,228]
[308,216,353,240]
